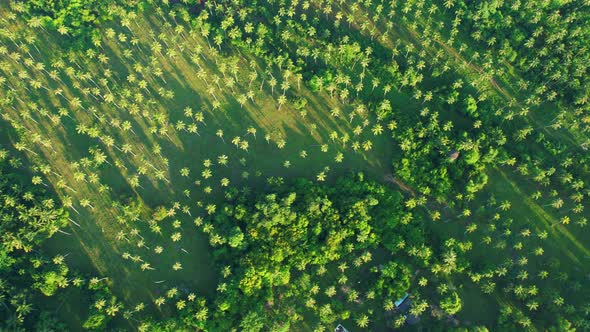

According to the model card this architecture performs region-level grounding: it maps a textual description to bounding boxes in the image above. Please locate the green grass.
[424,165,590,328]
[490,167,590,273]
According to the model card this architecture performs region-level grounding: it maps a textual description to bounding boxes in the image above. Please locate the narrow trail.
[434,39,511,100]
[384,174,416,196]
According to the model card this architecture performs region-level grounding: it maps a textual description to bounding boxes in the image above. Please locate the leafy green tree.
[239,310,266,332]
[34,265,70,296]
[463,149,481,165]
[83,314,107,330]
[464,95,478,117]
[0,148,69,328]
[440,291,462,315]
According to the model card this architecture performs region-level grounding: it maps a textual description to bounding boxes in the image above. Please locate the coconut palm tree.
[356,314,369,328]
[210,127,224,141]
[277,95,287,110]
[247,127,257,139]
[218,155,228,166]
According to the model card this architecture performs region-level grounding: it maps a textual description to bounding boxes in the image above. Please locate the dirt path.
[384,174,416,196]
[434,39,512,100]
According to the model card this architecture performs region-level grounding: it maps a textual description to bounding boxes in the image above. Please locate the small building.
[334,324,349,332]
[405,313,421,325]
[395,293,412,313]
[395,293,421,326]
[395,293,410,308]
[448,150,460,162]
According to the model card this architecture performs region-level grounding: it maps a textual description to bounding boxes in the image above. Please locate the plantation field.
[2,1,590,331]
[342,2,590,329]
[430,166,590,326]
[0,5,400,327]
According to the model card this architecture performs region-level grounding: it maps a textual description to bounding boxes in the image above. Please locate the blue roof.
[395,293,409,307]
[334,324,349,332]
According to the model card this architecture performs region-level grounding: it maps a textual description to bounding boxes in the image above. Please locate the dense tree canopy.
[145,175,432,330]
[15,0,143,43]
[0,147,68,328]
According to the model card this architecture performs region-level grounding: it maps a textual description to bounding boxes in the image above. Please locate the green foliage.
[308,72,333,92]
[293,97,307,110]
[199,176,426,329]
[375,261,412,297]
[82,314,107,330]
[34,311,67,331]
[463,149,481,165]
[152,206,169,222]
[239,310,266,332]
[466,172,488,193]
[1,0,590,330]
[0,250,16,270]
[440,291,462,315]
[34,264,69,296]
[549,317,576,332]
[227,226,245,249]
[464,96,478,117]
[463,0,590,103]
[15,0,143,44]
[0,147,69,328]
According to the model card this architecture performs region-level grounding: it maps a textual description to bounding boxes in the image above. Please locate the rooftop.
[334,324,349,332]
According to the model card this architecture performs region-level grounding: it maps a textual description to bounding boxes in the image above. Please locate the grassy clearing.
[489,168,590,272]
[425,165,590,327]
